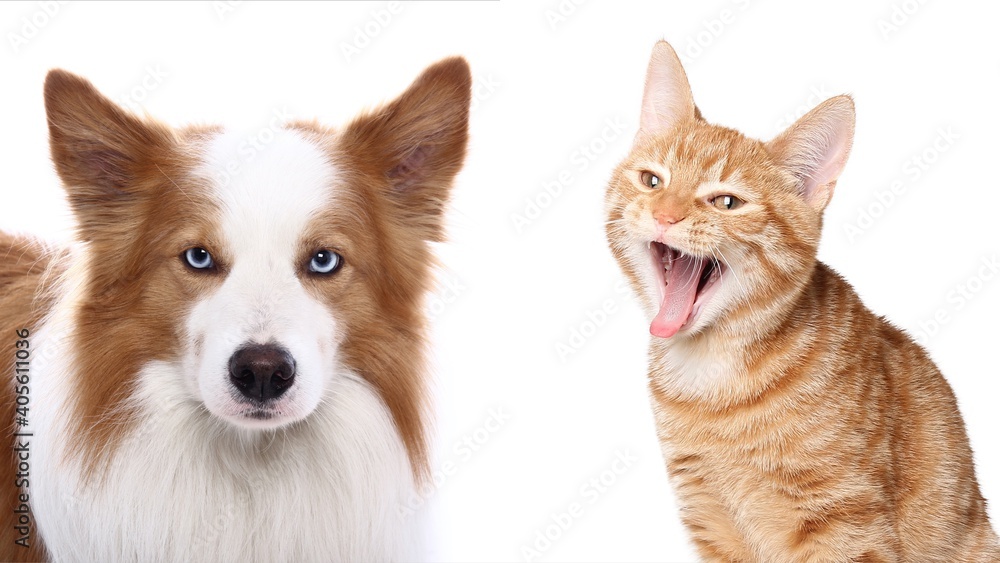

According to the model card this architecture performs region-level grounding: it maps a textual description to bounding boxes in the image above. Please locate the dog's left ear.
[341,57,472,242]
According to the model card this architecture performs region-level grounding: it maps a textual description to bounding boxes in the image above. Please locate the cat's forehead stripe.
[703,153,728,181]
[650,143,734,184]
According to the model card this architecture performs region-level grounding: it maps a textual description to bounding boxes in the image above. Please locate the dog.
[1,56,471,561]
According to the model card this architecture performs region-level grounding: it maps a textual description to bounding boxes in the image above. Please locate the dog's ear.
[340,57,472,242]
[44,70,175,225]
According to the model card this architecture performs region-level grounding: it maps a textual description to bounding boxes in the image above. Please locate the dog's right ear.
[44,70,175,213]
[340,57,472,243]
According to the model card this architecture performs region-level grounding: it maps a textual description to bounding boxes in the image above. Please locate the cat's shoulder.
[811,260,929,356]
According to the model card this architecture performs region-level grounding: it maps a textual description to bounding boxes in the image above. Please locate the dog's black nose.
[228,344,296,402]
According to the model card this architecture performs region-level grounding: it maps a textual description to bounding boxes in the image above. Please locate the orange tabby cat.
[605,40,1000,562]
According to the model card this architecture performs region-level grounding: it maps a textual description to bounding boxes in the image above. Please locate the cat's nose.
[654,208,685,225]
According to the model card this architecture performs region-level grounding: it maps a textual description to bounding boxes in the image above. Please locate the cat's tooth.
[709,263,720,283]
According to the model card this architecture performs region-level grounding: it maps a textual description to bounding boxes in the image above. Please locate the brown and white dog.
[1,57,471,561]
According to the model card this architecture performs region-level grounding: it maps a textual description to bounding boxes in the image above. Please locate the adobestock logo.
[426,273,466,323]
[511,117,627,235]
[116,65,169,115]
[398,407,512,521]
[340,2,403,64]
[205,107,294,189]
[520,449,637,562]
[911,253,999,347]
[773,84,835,135]
[469,73,501,114]
[187,473,270,556]
[676,0,753,65]
[555,280,630,363]
[843,127,958,244]
[877,0,930,41]
[544,0,587,31]
[7,1,69,54]
[211,0,243,21]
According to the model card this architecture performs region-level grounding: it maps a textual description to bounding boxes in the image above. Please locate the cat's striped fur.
[606,40,999,562]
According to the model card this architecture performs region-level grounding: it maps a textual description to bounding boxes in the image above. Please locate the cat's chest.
[648,341,746,399]
[656,409,811,557]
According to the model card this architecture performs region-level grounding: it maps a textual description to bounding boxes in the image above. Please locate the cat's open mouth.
[648,241,724,338]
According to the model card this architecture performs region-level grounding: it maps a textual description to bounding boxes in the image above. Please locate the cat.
[605,40,1000,562]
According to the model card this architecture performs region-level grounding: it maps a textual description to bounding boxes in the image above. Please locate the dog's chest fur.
[29,312,420,562]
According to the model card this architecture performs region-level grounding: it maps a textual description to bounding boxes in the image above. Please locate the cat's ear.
[767,95,855,211]
[638,40,697,139]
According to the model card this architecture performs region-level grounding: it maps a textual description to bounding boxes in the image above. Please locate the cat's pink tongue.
[650,254,702,338]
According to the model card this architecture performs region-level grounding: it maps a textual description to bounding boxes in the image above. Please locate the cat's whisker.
[604,218,632,231]
[711,244,748,298]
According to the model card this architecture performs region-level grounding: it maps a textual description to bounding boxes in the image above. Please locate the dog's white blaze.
[188,128,340,428]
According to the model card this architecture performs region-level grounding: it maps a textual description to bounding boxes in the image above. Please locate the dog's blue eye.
[309,250,341,274]
[183,247,214,270]
[309,250,340,274]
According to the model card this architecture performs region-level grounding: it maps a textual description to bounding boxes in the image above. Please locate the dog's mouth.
[213,399,307,430]
[242,407,276,420]
[225,397,289,427]
[648,241,724,338]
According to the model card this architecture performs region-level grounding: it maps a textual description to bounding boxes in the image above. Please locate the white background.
[2,1,998,561]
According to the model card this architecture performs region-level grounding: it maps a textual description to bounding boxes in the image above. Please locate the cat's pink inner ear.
[768,95,856,211]
[639,41,696,139]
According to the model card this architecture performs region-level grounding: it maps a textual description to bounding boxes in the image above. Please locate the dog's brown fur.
[1,233,58,561]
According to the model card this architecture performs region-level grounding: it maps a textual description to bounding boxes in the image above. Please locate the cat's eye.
[183,247,215,270]
[712,195,744,211]
[639,171,661,190]
[309,249,343,275]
